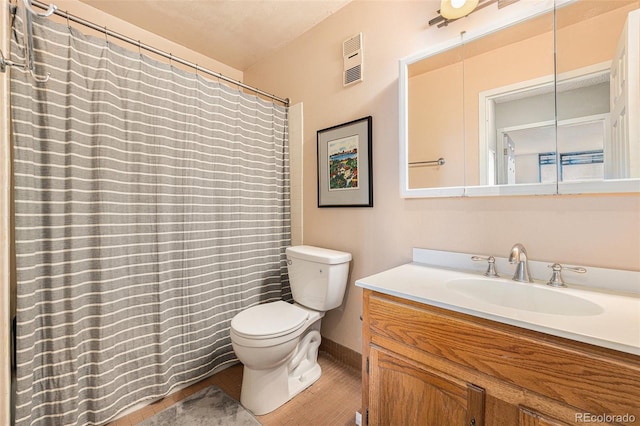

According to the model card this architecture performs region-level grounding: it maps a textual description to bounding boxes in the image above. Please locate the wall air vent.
[343,33,363,87]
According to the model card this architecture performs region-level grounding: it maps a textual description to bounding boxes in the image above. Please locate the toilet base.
[239,329,323,415]
[240,361,322,416]
[288,361,321,399]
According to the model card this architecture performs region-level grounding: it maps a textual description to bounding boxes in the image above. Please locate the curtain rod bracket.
[0,50,24,73]
[0,50,10,73]
[0,50,51,83]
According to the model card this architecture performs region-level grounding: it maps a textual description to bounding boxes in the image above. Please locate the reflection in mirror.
[556,0,639,192]
[464,11,556,189]
[401,0,640,197]
[407,46,465,189]
[404,7,556,194]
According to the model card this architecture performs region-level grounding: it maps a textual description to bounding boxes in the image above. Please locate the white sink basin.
[446,278,604,316]
[356,261,640,354]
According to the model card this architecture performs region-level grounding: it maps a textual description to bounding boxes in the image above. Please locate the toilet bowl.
[230,245,352,415]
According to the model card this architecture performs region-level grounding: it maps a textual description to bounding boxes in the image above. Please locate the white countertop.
[356,262,640,356]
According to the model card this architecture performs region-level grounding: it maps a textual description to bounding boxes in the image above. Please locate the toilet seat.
[231,301,309,340]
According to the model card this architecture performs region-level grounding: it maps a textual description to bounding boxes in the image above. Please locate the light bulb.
[440,0,479,19]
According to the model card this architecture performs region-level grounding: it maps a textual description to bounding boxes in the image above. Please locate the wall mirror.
[399,0,640,197]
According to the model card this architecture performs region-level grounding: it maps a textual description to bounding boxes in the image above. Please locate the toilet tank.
[286,245,352,311]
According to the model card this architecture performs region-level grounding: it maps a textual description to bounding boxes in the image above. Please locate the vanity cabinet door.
[368,346,485,426]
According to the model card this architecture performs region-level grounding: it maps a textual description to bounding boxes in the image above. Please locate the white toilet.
[230,245,352,415]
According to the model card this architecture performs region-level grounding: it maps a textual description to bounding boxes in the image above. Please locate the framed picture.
[317,116,373,207]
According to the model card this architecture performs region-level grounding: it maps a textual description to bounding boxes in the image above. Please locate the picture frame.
[317,116,373,207]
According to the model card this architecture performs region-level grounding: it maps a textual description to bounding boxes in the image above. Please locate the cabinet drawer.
[367,292,640,418]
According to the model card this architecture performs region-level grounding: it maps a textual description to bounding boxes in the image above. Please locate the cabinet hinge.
[365,408,369,425]
[366,356,369,374]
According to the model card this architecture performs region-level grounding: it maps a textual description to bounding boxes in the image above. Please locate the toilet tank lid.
[286,245,352,265]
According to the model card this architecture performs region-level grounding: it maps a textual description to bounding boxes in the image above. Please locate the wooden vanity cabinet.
[361,289,640,426]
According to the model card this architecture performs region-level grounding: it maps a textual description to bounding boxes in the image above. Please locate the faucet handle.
[547,263,587,287]
[471,255,499,277]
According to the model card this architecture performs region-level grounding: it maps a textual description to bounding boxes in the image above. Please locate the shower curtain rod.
[29,0,290,106]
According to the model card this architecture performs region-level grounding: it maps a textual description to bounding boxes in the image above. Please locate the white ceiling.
[79,0,351,71]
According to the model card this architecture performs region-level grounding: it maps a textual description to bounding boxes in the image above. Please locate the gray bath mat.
[138,386,261,426]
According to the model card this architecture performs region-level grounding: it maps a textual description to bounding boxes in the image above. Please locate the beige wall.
[289,103,304,246]
[244,0,640,354]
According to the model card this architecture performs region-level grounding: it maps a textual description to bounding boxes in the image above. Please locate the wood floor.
[109,351,362,426]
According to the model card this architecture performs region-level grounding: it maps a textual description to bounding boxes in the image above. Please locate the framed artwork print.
[317,116,373,207]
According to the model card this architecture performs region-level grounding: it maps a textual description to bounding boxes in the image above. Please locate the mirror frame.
[399,0,640,198]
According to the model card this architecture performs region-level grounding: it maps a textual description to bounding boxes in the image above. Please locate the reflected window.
[561,151,604,182]
[538,150,605,183]
[538,152,556,184]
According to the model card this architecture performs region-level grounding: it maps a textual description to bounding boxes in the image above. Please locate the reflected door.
[610,9,640,179]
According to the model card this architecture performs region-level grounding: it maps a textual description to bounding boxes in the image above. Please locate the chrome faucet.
[508,243,533,283]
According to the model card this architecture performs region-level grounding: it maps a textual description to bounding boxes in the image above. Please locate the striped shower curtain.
[10,8,290,426]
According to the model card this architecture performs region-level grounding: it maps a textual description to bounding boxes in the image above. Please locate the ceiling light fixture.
[439,0,479,20]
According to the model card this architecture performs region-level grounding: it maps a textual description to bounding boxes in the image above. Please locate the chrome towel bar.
[408,157,446,167]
